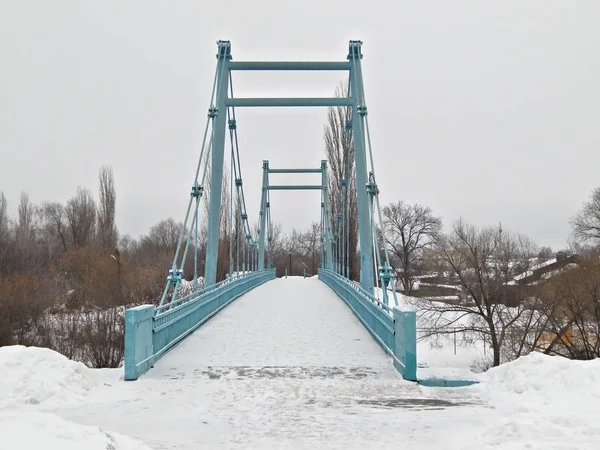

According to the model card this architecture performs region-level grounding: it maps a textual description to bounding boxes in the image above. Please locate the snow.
[152,277,398,370]
[0,346,151,450]
[2,278,600,449]
[416,329,489,379]
[469,353,600,448]
[478,351,600,396]
[419,282,462,291]
[513,258,556,281]
[0,345,97,409]
[0,410,152,450]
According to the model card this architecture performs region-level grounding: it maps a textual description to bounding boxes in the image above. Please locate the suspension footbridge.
[124,40,417,383]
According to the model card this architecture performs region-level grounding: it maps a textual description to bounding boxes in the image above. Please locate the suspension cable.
[349,56,399,307]
[229,145,234,277]
[159,64,220,306]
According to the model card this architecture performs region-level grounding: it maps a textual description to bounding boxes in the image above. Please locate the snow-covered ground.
[2,277,600,449]
[0,346,152,450]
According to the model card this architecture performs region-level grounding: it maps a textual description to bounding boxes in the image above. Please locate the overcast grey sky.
[1,1,598,250]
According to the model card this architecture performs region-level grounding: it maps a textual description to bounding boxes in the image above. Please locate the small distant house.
[513,251,580,286]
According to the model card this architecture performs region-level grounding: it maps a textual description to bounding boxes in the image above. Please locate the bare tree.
[0,192,7,238]
[143,218,183,252]
[117,234,137,255]
[291,222,322,275]
[0,192,15,275]
[537,246,554,260]
[268,223,285,254]
[383,201,442,294]
[97,165,117,251]
[16,192,36,246]
[42,202,69,252]
[325,82,359,280]
[536,259,600,359]
[417,220,537,367]
[268,223,294,277]
[65,187,97,247]
[572,186,600,244]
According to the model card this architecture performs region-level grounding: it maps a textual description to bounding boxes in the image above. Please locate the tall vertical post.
[258,161,269,270]
[322,160,334,270]
[320,197,325,269]
[348,41,374,294]
[242,238,246,273]
[236,213,240,274]
[204,40,231,286]
[250,243,253,271]
[228,148,234,277]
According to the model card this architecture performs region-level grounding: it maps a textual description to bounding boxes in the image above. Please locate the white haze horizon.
[1,1,599,251]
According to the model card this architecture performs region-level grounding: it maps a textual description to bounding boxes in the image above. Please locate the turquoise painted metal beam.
[229,61,351,71]
[267,185,322,190]
[268,168,322,174]
[348,40,375,295]
[322,160,333,270]
[226,97,353,107]
[204,41,231,287]
[124,305,154,381]
[258,161,269,270]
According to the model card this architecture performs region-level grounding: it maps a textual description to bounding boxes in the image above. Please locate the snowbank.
[0,346,149,449]
[478,351,600,398]
[0,410,152,450]
[0,345,97,409]
[471,353,600,447]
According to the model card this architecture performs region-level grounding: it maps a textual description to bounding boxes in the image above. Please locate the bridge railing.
[318,268,417,381]
[124,268,276,380]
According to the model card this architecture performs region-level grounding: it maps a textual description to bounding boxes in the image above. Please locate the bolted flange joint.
[216,40,232,60]
[367,172,379,196]
[347,40,363,60]
[208,107,218,118]
[228,119,237,130]
[366,182,379,196]
[191,184,204,198]
[167,268,183,284]
[378,266,394,287]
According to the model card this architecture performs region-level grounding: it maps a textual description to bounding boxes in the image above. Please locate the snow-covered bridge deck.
[50,278,489,449]
[148,276,399,381]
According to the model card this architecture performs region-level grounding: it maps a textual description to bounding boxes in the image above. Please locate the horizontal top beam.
[226,97,353,107]
[268,168,322,174]
[229,61,351,71]
[267,185,323,190]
